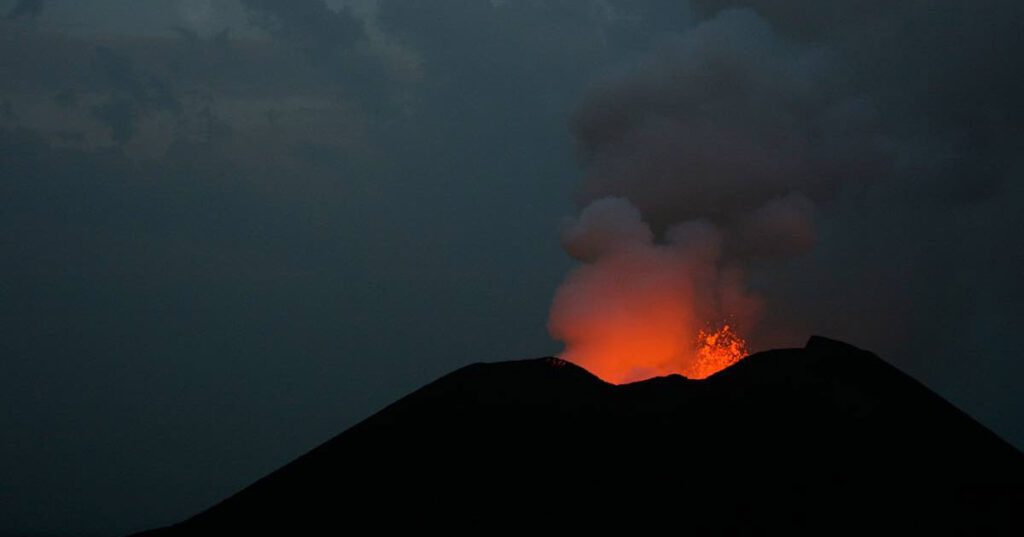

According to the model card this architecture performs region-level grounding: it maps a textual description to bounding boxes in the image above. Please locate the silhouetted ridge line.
[132,337,1024,536]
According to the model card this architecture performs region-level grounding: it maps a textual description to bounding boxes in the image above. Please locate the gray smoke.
[570,8,886,254]
[550,9,881,372]
[550,1,1024,399]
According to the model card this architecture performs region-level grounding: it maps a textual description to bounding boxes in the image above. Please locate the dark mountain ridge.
[135,336,1023,535]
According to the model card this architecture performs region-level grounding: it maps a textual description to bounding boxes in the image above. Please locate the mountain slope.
[134,337,1024,535]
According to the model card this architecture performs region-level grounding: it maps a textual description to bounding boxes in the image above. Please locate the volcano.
[134,337,1023,535]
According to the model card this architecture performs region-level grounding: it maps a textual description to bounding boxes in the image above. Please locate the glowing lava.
[548,199,760,385]
[557,320,750,384]
[684,324,749,379]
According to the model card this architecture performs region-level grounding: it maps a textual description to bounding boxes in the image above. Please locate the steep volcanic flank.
[135,337,1023,535]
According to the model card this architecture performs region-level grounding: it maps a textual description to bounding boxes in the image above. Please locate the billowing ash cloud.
[550,197,761,382]
[549,9,883,378]
[570,8,886,242]
[548,3,1024,384]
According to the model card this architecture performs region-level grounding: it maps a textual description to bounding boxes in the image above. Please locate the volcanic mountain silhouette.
[135,337,1023,535]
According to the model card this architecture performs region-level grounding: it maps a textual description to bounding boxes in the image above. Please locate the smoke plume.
[550,198,761,382]
[548,9,888,380]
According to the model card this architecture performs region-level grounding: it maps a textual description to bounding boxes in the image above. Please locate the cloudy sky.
[2,1,1022,535]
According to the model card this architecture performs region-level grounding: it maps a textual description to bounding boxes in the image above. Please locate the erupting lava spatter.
[685,324,749,379]
[555,317,750,384]
[548,199,761,385]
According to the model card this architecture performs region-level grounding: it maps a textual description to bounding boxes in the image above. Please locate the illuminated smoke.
[548,9,886,381]
[549,198,760,383]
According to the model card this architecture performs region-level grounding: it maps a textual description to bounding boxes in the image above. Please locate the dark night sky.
[1,1,1022,535]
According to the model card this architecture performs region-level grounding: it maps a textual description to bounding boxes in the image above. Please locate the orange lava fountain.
[683,324,749,379]
[557,320,750,384]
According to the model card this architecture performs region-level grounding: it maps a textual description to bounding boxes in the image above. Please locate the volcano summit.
[135,337,1023,535]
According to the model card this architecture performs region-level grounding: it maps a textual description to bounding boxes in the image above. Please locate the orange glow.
[559,318,749,384]
[685,324,749,379]
[548,198,759,384]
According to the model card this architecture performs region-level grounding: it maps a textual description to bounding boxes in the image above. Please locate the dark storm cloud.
[238,1,412,109]
[6,0,42,20]
[89,46,181,144]
[241,0,365,52]
[373,0,618,147]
